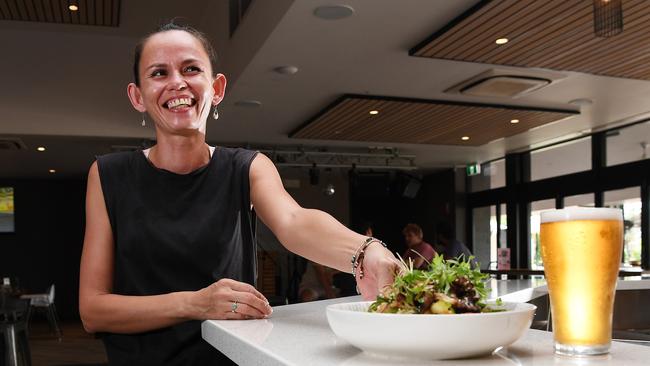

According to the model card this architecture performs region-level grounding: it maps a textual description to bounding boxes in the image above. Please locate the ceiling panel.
[291,95,578,146]
[0,0,120,27]
[410,0,650,80]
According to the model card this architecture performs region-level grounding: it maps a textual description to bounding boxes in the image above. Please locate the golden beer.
[540,208,623,356]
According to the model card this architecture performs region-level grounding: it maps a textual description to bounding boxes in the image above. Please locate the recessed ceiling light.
[510,119,520,124]
[274,65,299,75]
[234,100,262,108]
[569,98,594,107]
[461,136,470,141]
[69,5,78,11]
[37,146,46,151]
[369,110,379,115]
[49,169,56,173]
[495,38,509,45]
[314,5,354,20]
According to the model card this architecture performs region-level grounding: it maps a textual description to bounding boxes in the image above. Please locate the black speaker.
[402,176,421,198]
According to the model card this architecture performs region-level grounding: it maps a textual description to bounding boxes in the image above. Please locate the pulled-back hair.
[132,21,218,86]
[402,223,423,238]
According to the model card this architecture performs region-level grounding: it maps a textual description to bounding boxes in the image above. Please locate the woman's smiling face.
[128,30,225,135]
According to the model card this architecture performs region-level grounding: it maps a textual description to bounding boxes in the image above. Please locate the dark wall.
[349,169,460,257]
[0,179,86,321]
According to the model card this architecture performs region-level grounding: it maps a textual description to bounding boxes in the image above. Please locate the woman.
[79,23,398,365]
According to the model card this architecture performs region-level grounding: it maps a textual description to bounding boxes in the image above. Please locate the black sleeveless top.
[96,147,258,366]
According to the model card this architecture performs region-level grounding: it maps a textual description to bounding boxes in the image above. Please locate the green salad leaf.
[368,254,492,314]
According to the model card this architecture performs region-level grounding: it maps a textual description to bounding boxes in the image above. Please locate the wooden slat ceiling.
[291,95,578,146]
[411,0,650,80]
[0,0,120,27]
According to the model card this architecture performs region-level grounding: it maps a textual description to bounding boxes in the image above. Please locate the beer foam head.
[540,207,622,223]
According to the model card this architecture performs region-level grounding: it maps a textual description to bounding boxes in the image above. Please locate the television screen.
[0,187,14,233]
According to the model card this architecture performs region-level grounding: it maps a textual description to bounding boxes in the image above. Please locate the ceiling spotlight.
[461,136,470,141]
[314,5,354,20]
[274,65,299,75]
[69,4,78,11]
[495,38,509,45]
[49,169,56,173]
[369,110,379,115]
[37,146,46,151]
[510,119,520,124]
[234,99,262,108]
[569,98,594,107]
[323,184,336,196]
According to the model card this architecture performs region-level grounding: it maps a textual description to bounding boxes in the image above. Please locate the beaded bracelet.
[351,237,387,280]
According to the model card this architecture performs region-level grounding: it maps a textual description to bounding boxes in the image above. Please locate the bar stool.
[20,284,62,340]
[0,297,32,366]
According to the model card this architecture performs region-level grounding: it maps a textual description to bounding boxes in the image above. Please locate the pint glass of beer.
[540,207,623,356]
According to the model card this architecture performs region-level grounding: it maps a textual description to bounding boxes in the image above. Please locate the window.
[604,187,641,266]
[472,206,493,269]
[469,159,505,192]
[488,203,507,269]
[531,137,591,181]
[530,199,555,269]
[564,193,594,208]
[0,187,14,233]
[607,121,650,166]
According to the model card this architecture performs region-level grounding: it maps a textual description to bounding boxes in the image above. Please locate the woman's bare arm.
[249,154,398,299]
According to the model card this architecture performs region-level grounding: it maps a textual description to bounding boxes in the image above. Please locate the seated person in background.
[402,223,436,269]
[436,221,474,262]
[299,262,339,302]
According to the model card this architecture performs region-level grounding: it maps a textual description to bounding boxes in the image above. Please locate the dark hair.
[402,223,423,237]
[132,21,218,86]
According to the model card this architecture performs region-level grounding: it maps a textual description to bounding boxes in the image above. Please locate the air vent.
[460,76,550,98]
[446,69,566,98]
[0,137,27,151]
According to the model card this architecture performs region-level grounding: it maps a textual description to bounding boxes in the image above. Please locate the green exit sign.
[466,163,481,176]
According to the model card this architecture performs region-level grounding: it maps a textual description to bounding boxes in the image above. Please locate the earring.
[213,107,219,120]
[141,113,146,127]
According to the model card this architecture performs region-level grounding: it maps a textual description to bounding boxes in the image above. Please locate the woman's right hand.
[189,278,273,320]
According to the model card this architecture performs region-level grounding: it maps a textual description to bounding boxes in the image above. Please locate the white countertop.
[202,279,650,365]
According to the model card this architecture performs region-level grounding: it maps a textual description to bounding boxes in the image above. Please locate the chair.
[0,297,32,366]
[20,284,62,340]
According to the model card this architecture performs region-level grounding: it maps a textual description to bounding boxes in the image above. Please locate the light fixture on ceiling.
[495,38,509,45]
[510,119,520,124]
[323,184,336,196]
[69,4,79,11]
[569,98,594,108]
[313,5,354,20]
[37,146,46,151]
[593,0,623,38]
[49,169,56,173]
[274,65,299,75]
[461,136,470,141]
[234,99,262,108]
[458,75,550,98]
[369,110,379,115]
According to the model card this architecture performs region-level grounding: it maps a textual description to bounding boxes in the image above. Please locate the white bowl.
[326,301,536,360]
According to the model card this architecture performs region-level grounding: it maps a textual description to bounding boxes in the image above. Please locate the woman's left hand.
[355,243,400,300]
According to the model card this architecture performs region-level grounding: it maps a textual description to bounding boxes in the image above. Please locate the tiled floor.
[28,321,107,366]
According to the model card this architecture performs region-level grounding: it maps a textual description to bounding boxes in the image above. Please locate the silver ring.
[231,300,238,313]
